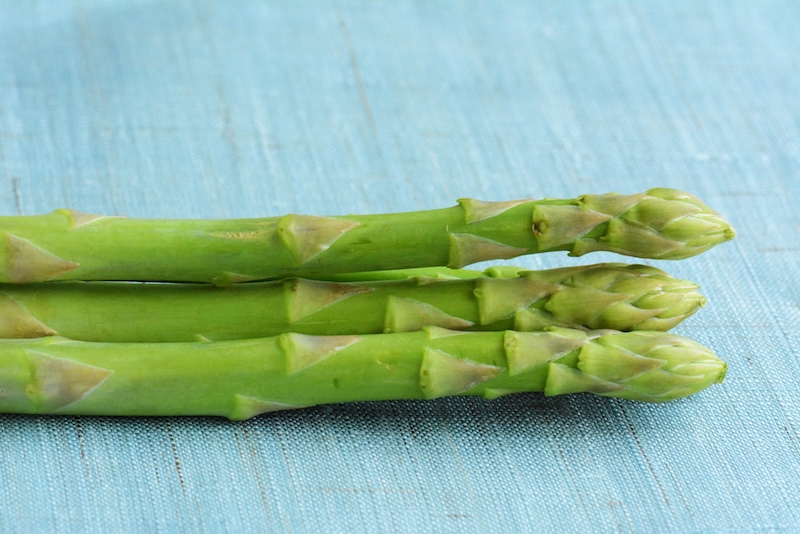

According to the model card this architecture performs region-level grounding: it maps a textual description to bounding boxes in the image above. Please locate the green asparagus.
[0,263,704,342]
[0,327,726,418]
[0,188,734,284]
[314,265,491,282]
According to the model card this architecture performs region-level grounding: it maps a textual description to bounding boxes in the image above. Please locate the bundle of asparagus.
[0,188,733,418]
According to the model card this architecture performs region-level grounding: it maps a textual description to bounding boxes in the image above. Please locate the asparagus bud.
[558,188,736,259]
[513,263,706,332]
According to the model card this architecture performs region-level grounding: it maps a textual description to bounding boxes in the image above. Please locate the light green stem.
[0,189,734,284]
[0,327,726,419]
[0,264,704,342]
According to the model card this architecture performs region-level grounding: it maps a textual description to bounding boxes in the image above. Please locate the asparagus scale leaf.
[0,263,704,342]
[0,327,726,418]
[0,188,734,284]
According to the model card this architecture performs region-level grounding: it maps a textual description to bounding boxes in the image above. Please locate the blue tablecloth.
[1,2,798,532]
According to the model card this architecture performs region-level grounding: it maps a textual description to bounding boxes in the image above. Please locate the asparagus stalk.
[314,266,491,282]
[315,265,550,282]
[0,264,704,342]
[0,327,726,418]
[0,188,734,284]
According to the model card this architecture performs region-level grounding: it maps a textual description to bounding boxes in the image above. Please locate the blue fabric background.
[1,1,798,532]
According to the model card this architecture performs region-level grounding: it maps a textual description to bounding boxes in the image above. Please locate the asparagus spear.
[0,327,726,418]
[0,264,704,342]
[0,188,734,284]
[314,266,491,282]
